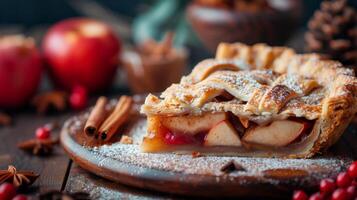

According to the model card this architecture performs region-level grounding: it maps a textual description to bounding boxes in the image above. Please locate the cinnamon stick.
[84,97,109,137]
[98,96,133,141]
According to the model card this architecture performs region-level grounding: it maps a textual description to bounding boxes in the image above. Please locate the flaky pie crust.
[141,43,357,158]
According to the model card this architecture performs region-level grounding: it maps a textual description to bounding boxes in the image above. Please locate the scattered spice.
[17,138,59,156]
[220,160,246,173]
[84,97,111,137]
[32,91,68,114]
[39,190,90,200]
[0,165,39,188]
[97,96,133,142]
[191,151,201,158]
[0,112,11,126]
[119,135,133,144]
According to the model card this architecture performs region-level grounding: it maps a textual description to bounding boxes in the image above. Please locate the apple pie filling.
[140,43,357,158]
[141,112,315,153]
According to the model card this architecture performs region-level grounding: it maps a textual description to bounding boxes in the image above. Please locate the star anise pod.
[0,112,11,126]
[0,165,39,187]
[17,138,59,156]
[32,91,68,114]
[39,190,90,200]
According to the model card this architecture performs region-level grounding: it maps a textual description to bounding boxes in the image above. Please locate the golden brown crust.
[141,42,357,158]
[215,43,357,158]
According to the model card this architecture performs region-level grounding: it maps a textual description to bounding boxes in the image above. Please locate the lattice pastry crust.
[141,43,357,158]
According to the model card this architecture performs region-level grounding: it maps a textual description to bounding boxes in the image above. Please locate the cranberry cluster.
[293,161,357,200]
[0,183,28,200]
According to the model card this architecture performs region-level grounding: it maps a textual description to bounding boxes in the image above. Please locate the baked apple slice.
[238,117,249,128]
[140,42,357,158]
[161,113,226,134]
[204,120,242,147]
[242,120,305,147]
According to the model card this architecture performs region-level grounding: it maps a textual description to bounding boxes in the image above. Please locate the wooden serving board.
[60,102,356,199]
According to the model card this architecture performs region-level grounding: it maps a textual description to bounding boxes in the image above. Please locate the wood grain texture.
[61,111,356,199]
[0,113,72,197]
[66,164,183,200]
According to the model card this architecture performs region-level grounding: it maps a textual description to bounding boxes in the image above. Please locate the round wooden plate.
[60,101,354,199]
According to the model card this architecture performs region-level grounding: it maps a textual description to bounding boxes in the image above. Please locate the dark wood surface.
[0,108,356,199]
[0,26,355,199]
[0,112,72,199]
[60,111,356,199]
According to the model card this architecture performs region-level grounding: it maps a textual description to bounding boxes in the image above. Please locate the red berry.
[12,194,27,200]
[346,186,356,199]
[332,188,349,200]
[0,183,16,200]
[293,190,308,200]
[69,86,88,110]
[337,172,353,188]
[164,131,196,145]
[348,161,357,179]
[35,127,50,140]
[320,178,336,194]
[309,192,322,200]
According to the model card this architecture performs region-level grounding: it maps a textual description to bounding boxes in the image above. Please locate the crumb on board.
[120,135,133,144]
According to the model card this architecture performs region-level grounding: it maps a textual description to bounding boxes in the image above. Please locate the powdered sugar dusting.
[276,74,305,94]
[63,112,353,193]
[142,67,325,120]
[67,172,170,200]
[88,142,351,188]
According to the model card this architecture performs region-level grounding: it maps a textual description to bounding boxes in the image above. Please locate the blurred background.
[0,0,356,111]
[0,0,343,48]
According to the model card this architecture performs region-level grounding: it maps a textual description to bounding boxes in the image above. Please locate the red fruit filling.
[158,116,314,147]
[163,129,206,145]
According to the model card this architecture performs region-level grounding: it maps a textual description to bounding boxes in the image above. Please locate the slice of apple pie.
[140,43,357,158]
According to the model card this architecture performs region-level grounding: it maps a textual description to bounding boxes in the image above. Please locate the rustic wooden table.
[0,101,356,200]
[0,108,190,199]
[0,27,356,199]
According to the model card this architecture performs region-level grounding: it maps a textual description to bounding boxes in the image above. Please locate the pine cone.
[305,0,357,67]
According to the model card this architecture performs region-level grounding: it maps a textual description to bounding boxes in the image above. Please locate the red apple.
[42,18,121,93]
[0,35,42,108]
